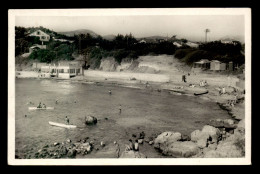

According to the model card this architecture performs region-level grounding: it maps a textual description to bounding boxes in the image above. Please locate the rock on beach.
[85,116,97,125]
[162,141,200,158]
[154,132,182,149]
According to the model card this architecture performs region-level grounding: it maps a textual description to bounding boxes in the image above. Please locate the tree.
[81,47,94,69]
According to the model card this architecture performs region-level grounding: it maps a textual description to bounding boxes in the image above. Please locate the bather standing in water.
[114,141,120,158]
[109,90,112,95]
[119,105,122,114]
[37,102,42,108]
[65,116,70,125]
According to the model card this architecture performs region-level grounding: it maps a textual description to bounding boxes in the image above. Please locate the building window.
[41,36,46,39]
[37,31,40,35]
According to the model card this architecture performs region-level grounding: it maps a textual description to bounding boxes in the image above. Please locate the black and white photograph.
[8,8,251,165]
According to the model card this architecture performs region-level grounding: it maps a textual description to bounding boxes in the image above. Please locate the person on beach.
[42,103,46,108]
[109,90,112,95]
[129,139,134,150]
[114,141,120,158]
[119,105,122,114]
[145,81,149,88]
[222,87,226,94]
[65,116,70,125]
[55,99,58,104]
[125,139,134,151]
[37,102,42,108]
[182,75,186,83]
[134,140,139,151]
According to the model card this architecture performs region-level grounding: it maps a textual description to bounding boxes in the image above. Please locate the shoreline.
[16,70,245,121]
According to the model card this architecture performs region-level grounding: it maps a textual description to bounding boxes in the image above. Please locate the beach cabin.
[210,60,226,71]
[193,59,211,69]
[55,64,81,79]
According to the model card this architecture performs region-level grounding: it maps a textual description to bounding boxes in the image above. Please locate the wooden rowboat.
[194,90,209,96]
[48,121,77,129]
[28,107,54,110]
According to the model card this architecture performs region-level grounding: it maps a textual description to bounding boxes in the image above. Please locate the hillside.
[58,29,99,37]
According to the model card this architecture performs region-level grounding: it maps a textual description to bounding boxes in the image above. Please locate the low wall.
[16,71,39,78]
[58,73,70,79]
[84,70,170,82]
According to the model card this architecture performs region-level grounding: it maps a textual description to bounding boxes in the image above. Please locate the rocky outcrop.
[190,125,221,148]
[120,150,147,158]
[162,141,200,158]
[32,138,97,159]
[99,57,119,71]
[154,132,182,150]
[85,116,97,125]
[153,117,245,158]
[154,131,200,157]
[203,134,245,158]
[201,125,221,143]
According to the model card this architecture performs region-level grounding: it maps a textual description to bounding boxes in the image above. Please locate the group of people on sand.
[199,80,208,87]
[125,139,139,152]
[227,94,238,107]
[219,87,226,95]
[37,102,46,109]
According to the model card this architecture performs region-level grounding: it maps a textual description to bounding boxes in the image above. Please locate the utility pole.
[79,35,81,54]
[205,29,210,43]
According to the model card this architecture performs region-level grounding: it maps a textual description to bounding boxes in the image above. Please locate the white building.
[210,60,226,71]
[29,30,50,42]
[138,39,147,44]
[186,41,199,48]
[173,41,182,47]
[40,63,82,79]
[53,37,74,43]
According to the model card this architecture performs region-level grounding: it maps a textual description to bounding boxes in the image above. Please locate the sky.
[15,15,245,42]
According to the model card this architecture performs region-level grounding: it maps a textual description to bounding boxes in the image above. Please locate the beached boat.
[48,121,77,129]
[28,107,54,110]
[194,90,209,96]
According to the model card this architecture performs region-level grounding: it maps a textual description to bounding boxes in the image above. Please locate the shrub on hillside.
[113,49,129,63]
[174,48,196,59]
[127,51,138,59]
[29,49,56,63]
[183,50,211,65]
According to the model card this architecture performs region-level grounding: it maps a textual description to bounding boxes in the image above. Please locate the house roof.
[29,30,50,36]
[195,59,210,64]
